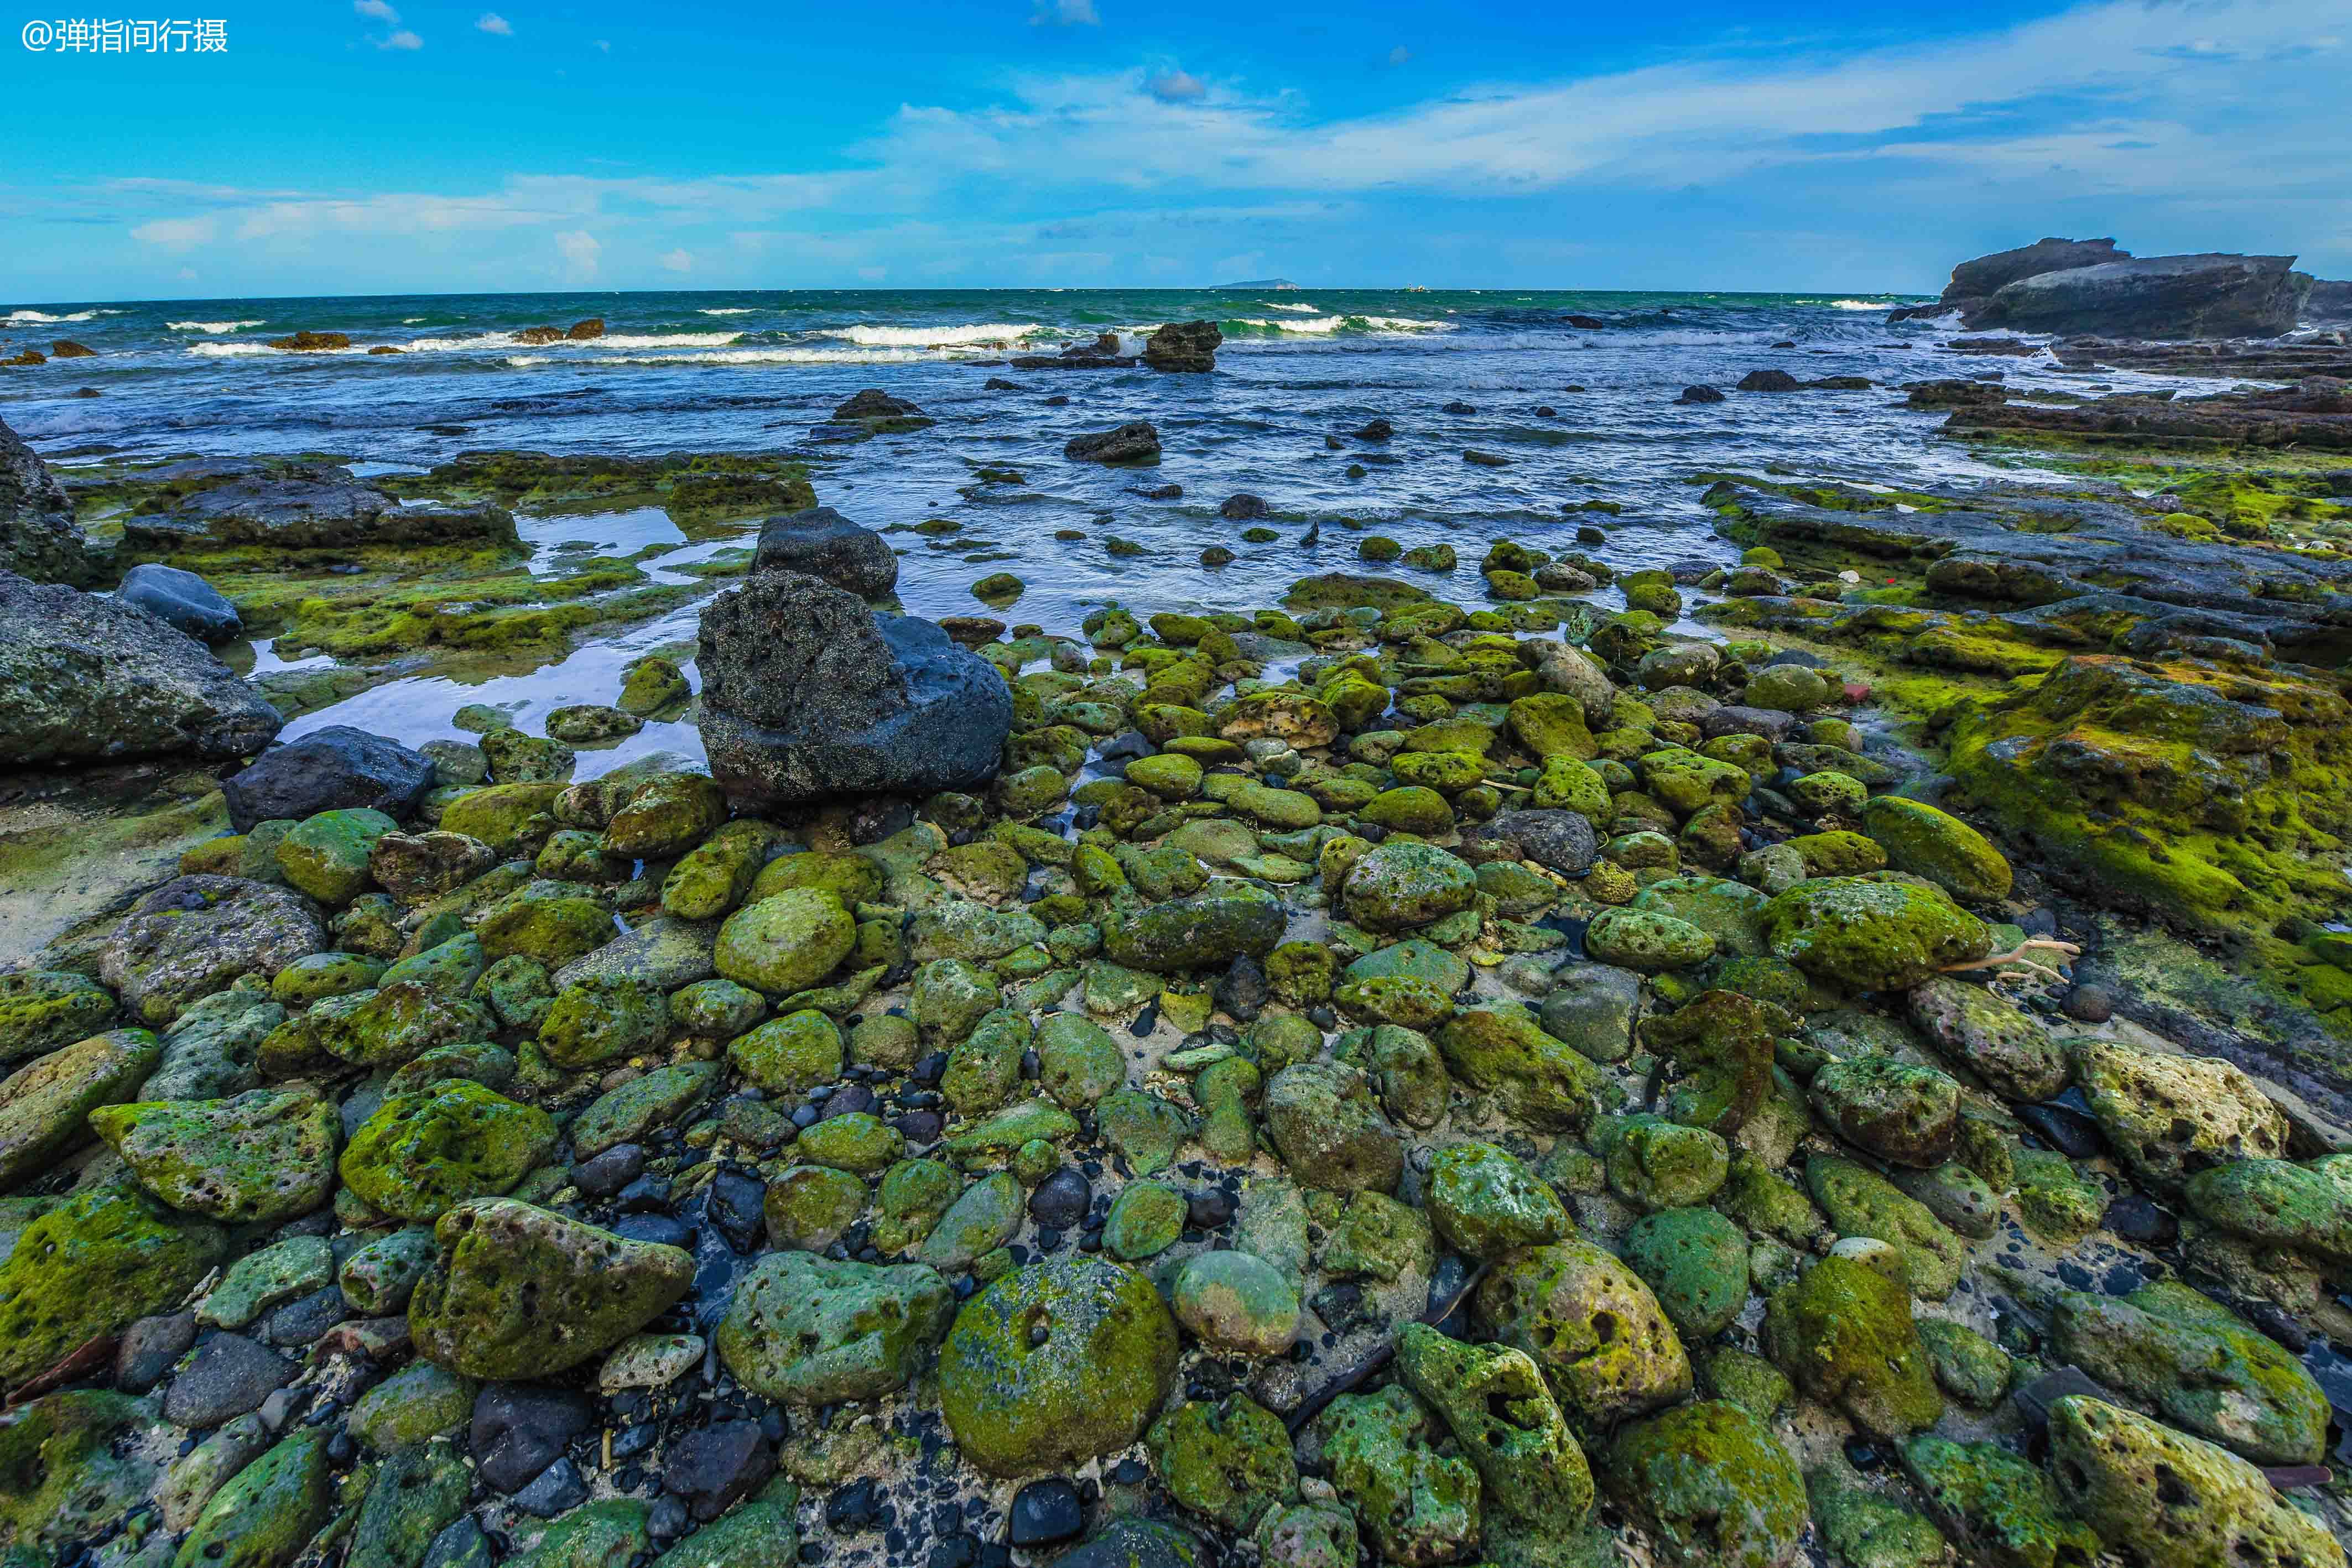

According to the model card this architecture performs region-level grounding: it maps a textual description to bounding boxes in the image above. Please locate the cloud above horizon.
[13,0,2352,294]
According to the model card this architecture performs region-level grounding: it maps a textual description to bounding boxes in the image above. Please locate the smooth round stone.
[1008,1480,1085,1548]
[1172,1249,1300,1357]
[1029,1168,1091,1229]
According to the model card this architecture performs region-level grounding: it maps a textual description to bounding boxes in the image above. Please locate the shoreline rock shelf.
[4,386,2352,1568]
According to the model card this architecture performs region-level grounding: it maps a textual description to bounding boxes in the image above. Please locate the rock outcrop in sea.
[1901,236,2316,338]
[1,415,96,585]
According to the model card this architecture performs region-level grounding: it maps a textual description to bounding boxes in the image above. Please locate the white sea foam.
[167,319,266,332]
[825,322,1045,347]
[186,342,318,357]
[1829,299,1892,311]
[1261,301,1321,312]
[1229,314,1452,335]
[6,308,103,323]
[699,308,757,316]
[590,332,743,348]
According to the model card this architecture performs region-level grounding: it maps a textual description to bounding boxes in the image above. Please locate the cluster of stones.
[0,509,2345,1568]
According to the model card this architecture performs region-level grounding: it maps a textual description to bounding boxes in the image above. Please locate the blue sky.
[2,0,2347,299]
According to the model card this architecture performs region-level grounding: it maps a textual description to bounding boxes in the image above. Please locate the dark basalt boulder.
[696,570,1011,808]
[0,573,281,766]
[1065,423,1163,465]
[1011,333,1137,371]
[749,507,899,598]
[1966,254,2312,340]
[1,416,96,587]
[118,563,242,643]
[1944,376,2352,452]
[2307,280,2352,323]
[1142,320,1222,373]
[221,725,437,833]
[1947,237,2128,302]
[831,389,923,421]
[119,465,517,550]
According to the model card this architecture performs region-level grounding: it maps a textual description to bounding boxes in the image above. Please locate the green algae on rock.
[937,1256,1179,1477]
[340,1080,556,1220]
[1602,1400,1809,1568]
[1762,1255,1945,1438]
[1476,1239,1692,1432]
[1761,875,1990,991]
[89,1088,340,1222]
[2046,1395,2341,1568]
[0,1182,224,1387]
[717,1250,954,1405]
[408,1197,693,1379]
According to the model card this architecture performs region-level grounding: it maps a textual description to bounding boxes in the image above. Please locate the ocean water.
[0,286,2174,770]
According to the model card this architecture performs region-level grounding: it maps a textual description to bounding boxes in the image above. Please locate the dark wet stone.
[2101,1192,2176,1247]
[614,1213,692,1248]
[2011,1365,2119,1433]
[2016,1101,2104,1157]
[896,1110,944,1146]
[706,1170,767,1253]
[509,1456,589,1518]
[826,1478,883,1533]
[422,1518,490,1568]
[1008,1480,1085,1548]
[823,1083,875,1118]
[1700,706,1799,743]
[1677,384,1726,404]
[471,1383,594,1493]
[263,1284,347,1347]
[2060,984,2115,1023]
[222,725,436,834]
[665,1419,776,1522]
[1029,1169,1091,1229]
[1216,957,1268,1023]
[751,507,899,599]
[163,1332,296,1428]
[1187,1189,1235,1230]
[116,1311,196,1393]
[573,1143,646,1199]
[119,562,241,643]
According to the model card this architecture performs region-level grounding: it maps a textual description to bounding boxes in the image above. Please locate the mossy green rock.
[601,772,727,858]
[763,1164,871,1251]
[348,1441,472,1568]
[1763,1255,1943,1437]
[2047,1396,2340,1568]
[1035,1012,1127,1108]
[1631,875,1772,957]
[910,959,1002,1045]
[1262,1064,1401,1192]
[1316,1385,1482,1567]
[1360,785,1457,835]
[275,808,396,905]
[1862,796,2012,904]
[1102,882,1287,972]
[1395,1321,1594,1543]
[1476,1239,1693,1432]
[1104,1182,1188,1260]
[1149,1395,1300,1533]
[728,1009,844,1095]
[346,1361,476,1450]
[1807,1463,1952,1568]
[0,1027,159,1189]
[1341,842,1478,932]
[714,889,856,996]
[340,1081,556,1221]
[570,1062,721,1158]
[1433,1008,1609,1131]
[2049,1280,2328,1466]
[1808,1154,1967,1298]
[0,1182,222,1385]
[171,1429,330,1568]
[937,1257,1180,1476]
[89,1088,340,1223]
[1917,1319,2012,1410]
[0,1390,167,1557]
[1900,1434,2101,1568]
[1170,1250,1299,1357]
[662,819,779,921]
[914,1171,1023,1270]
[476,895,612,967]
[1605,1116,1730,1210]
[0,972,114,1064]
[651,1480,799,1568]
[943,1009,1031,1114]
[796,1113,904,1174]
[1584,907,1715,971]
[1425,1140,1569,1259]
[1602,1401,1808,1568]
[717,1250,954,1404]
[2070,1036,2289,1195]
[537,975,671,1068]
[2184,1153,2352,1264]
[408,1198,693,1379]
[338,1226,438,1316]
[1808,1056,1960,1168]
[507,1500,651,1568]
[379,934,485,997]
[1637,750,1753,819]
[1761,876,1990,991]
[1622,1206,1751,1340]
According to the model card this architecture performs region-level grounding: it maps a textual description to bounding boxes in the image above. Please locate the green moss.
[1763,1255,1944,1437]
[339,1082,556,1221]
[0,1183,225,1386]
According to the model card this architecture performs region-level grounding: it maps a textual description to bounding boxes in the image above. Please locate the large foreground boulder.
[0,573,282,765]
[1966,253,2312,338]
[697,570,1011,808]
[1,417,95,586]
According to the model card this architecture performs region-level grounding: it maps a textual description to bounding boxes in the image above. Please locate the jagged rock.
[223,726,437,834]
[696,570,1011,807]
[0,574,281,765]
[1143,321,1222,373]
[1064,423,1163,465]
[1963,253,2312,338]
[1,418,95,585]
[749,507,898,598]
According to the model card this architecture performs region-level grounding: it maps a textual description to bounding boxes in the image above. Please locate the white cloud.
[1388,45,1409,66]
[132,215,216,251]
[660,247,693,272]
[1146,69,1204,102]
[476,13,513,35]
[353,0,398,20]
[379,29,423,50]
[1029,0,1098,26]
[555,229,600,277]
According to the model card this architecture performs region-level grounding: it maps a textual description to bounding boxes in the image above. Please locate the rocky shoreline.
[4,289,2352,1568]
